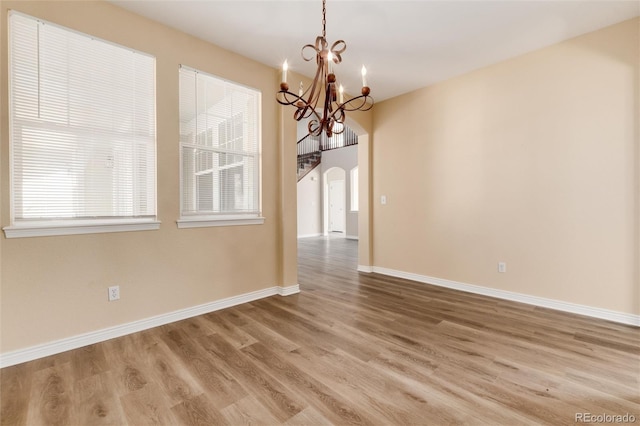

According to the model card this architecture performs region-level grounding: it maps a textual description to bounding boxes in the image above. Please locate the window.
[178,66,263,228]
[350,166,359,211]
[5,12,158,238]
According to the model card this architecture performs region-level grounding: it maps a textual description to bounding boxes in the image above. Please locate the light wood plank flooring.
[2,236,639,425]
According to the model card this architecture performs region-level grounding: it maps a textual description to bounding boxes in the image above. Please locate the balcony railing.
[297,124,359,181]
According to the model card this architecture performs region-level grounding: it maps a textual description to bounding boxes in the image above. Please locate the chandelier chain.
[322,0,326,39]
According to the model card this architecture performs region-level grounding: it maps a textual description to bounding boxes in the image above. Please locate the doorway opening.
[295,117,371,270]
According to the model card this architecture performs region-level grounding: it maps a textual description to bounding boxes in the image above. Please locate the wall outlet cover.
[108,285,120,301]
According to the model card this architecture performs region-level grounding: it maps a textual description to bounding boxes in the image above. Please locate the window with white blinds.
[5,12,157,237]
[178,66,262,227]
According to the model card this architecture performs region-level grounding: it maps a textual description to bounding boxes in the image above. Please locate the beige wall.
[372,18,639,315]
[0,0,290,353]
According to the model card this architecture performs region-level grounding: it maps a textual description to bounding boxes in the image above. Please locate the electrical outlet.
[498,262,507,273]
[108,285,120,301]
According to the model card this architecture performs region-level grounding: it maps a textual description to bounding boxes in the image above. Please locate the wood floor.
[1,237,639,425]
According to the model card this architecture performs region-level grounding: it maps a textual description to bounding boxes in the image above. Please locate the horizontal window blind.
[179,66,261,217]
[9,12,156,222]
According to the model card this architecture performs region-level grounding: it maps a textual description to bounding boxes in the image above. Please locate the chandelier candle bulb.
[361,65,367,87]
[299,81,304,96]
[327,51,333,73]
[282,60,288,83]
[339,84,344,103]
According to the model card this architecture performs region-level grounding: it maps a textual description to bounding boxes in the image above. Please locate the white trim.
[277,284,300,296]
[372,266,640,327]
[358,265,373,273]
[346,235,359,240]
[3,220,161,238]
[177,217,265,229]
[297,233,323,239]
[0,284,299,368]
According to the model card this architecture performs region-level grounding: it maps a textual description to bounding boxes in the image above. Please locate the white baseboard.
[297,233,323,239]
[0,284,300,369]
[358,265,373,273]
[372,266,640,327]
[278,284,300,296]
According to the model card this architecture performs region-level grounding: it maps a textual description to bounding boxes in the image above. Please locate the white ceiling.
[110,0,639,101]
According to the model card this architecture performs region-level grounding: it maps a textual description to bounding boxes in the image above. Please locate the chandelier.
[276,0,373,138]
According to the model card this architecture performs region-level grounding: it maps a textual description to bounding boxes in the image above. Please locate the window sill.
[177,216,265,229]
[3,219,161,239]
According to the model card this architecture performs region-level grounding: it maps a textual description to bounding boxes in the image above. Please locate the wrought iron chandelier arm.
[337,93,374,112]
[329,40,346,63]
[276,88,323,126]
[275,90,304,106]
[277,60,323,115]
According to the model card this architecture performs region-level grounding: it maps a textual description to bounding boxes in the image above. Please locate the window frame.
[177,65,264,229]
[3,11,160,239]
